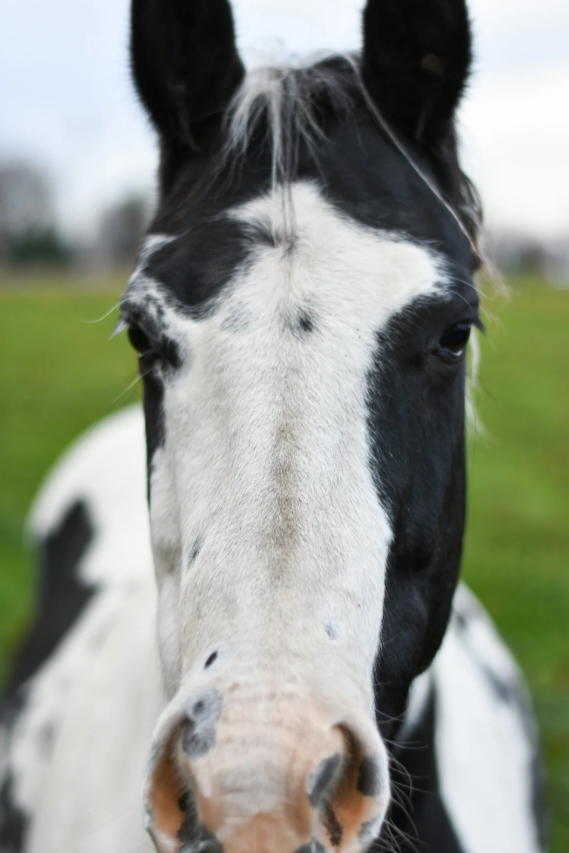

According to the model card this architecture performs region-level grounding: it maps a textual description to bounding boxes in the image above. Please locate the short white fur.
[144,182,450,706]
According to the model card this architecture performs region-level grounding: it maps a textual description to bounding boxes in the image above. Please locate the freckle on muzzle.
[144,683,389,853]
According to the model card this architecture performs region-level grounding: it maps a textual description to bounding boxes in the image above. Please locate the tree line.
[0,160,149,271]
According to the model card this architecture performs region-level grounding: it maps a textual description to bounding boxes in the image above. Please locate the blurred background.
[0,0,567,848]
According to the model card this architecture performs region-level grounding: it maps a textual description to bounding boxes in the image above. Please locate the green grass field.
[0,275,567,849]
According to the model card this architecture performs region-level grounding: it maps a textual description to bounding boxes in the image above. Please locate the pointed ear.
[131,0,245,149]
[361,0,472,140]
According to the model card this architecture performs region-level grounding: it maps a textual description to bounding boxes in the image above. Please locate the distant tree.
[0,160,71,267]
[97,195,149,267]
[0,161,51,235]
[7,226,72,267]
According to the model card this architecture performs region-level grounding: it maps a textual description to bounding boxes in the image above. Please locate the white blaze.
[147,181,449,702]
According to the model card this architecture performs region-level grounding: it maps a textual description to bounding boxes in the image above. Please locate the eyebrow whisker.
[81,303,122,324]
[113,367,155,404]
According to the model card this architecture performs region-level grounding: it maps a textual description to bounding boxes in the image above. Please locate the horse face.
[124,2,478,852]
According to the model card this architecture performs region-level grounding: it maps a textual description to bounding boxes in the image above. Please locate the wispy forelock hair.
[223,54,355,189]
[219,53,482,261]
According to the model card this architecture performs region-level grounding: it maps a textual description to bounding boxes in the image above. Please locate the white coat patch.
[433,586,543,853]
[30,407,152,588]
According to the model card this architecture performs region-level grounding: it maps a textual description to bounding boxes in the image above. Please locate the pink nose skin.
[145,687,389,853]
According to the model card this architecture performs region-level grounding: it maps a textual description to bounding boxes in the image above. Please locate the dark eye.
[127,323,152,356]
[437,323,471,359]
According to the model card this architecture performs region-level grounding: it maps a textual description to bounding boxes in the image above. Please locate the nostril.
[306,725,389,852]
[147,696,389,853]
[307,753,343,807]
[145,703,225,853]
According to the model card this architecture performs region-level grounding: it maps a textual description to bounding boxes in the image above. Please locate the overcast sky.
[1,0,568,240]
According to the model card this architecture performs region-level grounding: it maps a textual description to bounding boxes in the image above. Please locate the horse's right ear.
[131,0,245,150]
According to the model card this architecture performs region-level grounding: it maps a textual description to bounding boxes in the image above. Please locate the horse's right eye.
[127,323,152,356]
[437,323,472,359]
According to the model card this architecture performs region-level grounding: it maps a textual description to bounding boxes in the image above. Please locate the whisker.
[81,303,121,324]
[113,369,149,404]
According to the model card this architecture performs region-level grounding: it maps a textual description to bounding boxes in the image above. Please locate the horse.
[0,1,547,852]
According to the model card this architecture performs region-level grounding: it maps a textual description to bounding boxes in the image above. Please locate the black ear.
[131,0,245,149]
[361,0,472,140]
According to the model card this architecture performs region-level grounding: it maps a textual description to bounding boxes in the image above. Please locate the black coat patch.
[2,499,95,698]
[0,774,28,853]
[377,690,464,853]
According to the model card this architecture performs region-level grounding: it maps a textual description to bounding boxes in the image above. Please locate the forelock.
[216,54,482,258]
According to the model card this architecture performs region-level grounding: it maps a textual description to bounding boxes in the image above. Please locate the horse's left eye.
[127,323,152,356]
[438,323,471,358]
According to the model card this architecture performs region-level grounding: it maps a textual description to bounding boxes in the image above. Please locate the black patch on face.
[308,754,342,807]
[178,792,224,853]
[2,500,95,697]
[143,217,257,318]
[364,294,473,741]
[188,535,204,569]
[315,117,474,271]
[182,690,222,760]
[0,774,28,853]
[357,756,382,798]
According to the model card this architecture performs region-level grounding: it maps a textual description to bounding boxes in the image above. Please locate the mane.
[219,54,483,261]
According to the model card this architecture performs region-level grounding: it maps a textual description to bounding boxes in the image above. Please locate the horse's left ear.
[131,0,245,150]
[361,0,472,141]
